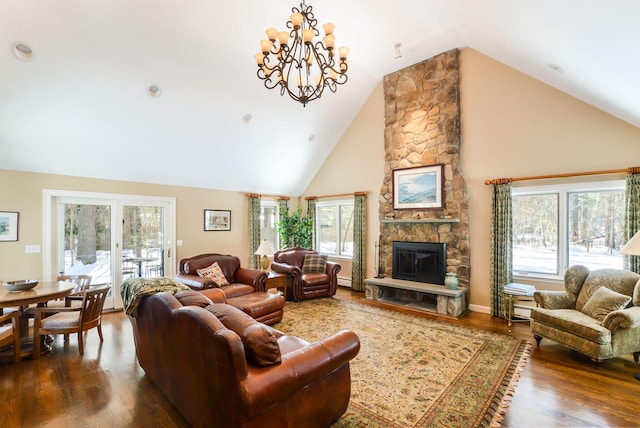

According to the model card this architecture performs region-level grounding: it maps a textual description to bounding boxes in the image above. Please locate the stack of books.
[503,283,536,296]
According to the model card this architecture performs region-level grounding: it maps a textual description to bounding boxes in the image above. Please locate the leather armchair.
[176,253,266,297]
[130,290,360,428]
[270,247,341,301]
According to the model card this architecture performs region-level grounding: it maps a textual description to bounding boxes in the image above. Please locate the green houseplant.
[277,207,313,249]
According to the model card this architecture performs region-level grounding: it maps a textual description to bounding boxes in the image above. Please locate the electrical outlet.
[25,244,41,254]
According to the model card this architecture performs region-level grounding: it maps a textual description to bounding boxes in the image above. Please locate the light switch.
[176,240,183,247]
[25,244,41,253]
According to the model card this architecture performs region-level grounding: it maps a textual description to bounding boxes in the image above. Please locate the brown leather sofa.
[270,247,341,301]
[130,290,360,428]
[176,253,284,325]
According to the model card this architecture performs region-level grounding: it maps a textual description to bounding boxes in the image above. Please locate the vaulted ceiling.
[1,1,638,195]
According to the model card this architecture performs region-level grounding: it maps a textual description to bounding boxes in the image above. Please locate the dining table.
[0,281,77,360]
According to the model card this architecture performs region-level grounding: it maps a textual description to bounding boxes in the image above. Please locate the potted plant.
[277,207,313,249]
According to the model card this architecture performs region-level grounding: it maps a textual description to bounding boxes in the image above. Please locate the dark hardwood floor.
[1,287,639,427]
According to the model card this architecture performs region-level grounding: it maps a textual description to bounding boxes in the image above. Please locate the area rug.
[276,298,530,428]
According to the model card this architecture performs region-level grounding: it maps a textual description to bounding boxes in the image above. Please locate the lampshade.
[620,230,640,256]
[255,240,274,256]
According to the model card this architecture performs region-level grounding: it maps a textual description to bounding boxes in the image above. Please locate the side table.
[265,271,287,301]
[499,285,536,328]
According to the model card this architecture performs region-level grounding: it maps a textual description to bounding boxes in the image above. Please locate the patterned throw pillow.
[581,286,631,322]
[196,262,230,286]
[302,254,328,274]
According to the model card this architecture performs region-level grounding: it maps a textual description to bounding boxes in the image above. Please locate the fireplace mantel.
[381,218,460,224]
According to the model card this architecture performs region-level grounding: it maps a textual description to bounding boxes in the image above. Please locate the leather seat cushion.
[531,307,612,345]
[174,290,213,307]
[302,273,330,287]
[206,303,281,366]
[229,292,286,318]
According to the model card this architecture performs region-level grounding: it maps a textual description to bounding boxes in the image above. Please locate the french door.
[43,190,176,310]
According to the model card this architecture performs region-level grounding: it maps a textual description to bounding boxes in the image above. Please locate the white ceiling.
[1,0,639,196]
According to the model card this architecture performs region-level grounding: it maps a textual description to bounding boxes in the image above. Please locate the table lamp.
[620,229,640,381]
[254,240,274,271]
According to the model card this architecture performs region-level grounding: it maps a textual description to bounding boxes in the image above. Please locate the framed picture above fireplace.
[392,164,444,210]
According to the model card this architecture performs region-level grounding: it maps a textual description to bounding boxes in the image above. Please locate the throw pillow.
[174,290,213,308]
[302,254,328,274]
[580,286,631,322]
[205,303,281,366]
[196,262,230,286]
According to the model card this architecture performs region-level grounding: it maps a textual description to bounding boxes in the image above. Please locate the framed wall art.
[0,211,19,242]
[204,209,231,231]
[392,164,444,210]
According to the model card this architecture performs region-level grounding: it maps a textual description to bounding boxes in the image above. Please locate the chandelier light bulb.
[255,1,350,107]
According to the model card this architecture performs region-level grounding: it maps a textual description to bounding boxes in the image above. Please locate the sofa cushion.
[580,286,631,322]
[531,307,612,345]
[197,262,230,286]
[174,290,213,308]
[302,254,327,274]
[205,303,281,366]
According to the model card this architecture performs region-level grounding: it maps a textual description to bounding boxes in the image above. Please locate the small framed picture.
[0,211,19,242]
[204,209,231,231]
[392,164,444,210]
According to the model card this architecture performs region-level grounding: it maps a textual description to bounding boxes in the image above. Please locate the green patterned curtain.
[277,198,289,250]
[624,168,640,272]
[351,193,366,291]
[490,180,513,316]
[248,195,261,269]
[307,198,317,250]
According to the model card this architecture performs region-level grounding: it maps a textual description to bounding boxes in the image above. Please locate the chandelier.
[254,1,349,107]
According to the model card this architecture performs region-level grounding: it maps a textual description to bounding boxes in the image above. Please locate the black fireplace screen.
[392,241,446,284]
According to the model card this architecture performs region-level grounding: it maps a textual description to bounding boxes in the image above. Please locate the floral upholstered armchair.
[530,265,640,365]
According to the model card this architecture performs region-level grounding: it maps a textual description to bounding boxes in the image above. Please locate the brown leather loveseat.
[176,253,284,325]
[130,290,360,428]
[271,247,341,301]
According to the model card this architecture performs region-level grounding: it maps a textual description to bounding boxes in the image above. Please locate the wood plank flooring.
[1,287,639,427]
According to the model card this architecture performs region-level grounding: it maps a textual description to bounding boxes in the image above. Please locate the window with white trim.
[260,200,279,251]
[316,199,354,258]
[512,180,625,279]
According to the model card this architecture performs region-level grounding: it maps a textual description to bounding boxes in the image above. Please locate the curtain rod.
[484,167,639,186]
[305,191,368,200]
[244,193,290,200]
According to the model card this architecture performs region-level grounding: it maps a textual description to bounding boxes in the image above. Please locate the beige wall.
[301,83,385,279]
[0,169,249,281]
[303,48,640,311]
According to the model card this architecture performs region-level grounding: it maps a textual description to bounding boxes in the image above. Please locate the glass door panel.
[122,205,165,278]
[60,202,115,309]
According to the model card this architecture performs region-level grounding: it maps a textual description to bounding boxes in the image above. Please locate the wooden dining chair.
[54,274,92,307]
[32,285,110,358]
[0,310,20,363]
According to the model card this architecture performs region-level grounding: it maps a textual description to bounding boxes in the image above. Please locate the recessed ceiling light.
[147,84,161,98]
[11,41,33,62]
[242,114,253,125]
[547,63,564,74]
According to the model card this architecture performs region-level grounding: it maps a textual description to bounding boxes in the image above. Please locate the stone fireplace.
[367,49,470,316]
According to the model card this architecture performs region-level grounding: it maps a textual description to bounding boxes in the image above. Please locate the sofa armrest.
[241,330,360,413]
[603,306,640,332]
[326,261,341,277]
[534,290,574,309]
[175,273,217,290]
[199,288,227,303]
[270,262,302,278]
[235,268,267,291]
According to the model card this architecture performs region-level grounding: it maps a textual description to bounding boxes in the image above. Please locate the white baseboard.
[469,304,490,314]
[338,276,352,287]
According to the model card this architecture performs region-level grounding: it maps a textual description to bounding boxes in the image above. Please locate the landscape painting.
[0,211,19,241]
[393,164,444,210]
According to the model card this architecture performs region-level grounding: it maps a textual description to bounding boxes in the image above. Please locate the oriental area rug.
[276,298,530,428]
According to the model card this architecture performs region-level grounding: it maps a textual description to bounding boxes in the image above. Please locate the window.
[316,200,354,257]
[512,180,625,278]
[260,200,279,251]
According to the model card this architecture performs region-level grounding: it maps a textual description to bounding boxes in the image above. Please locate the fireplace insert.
[392,241,446,284]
